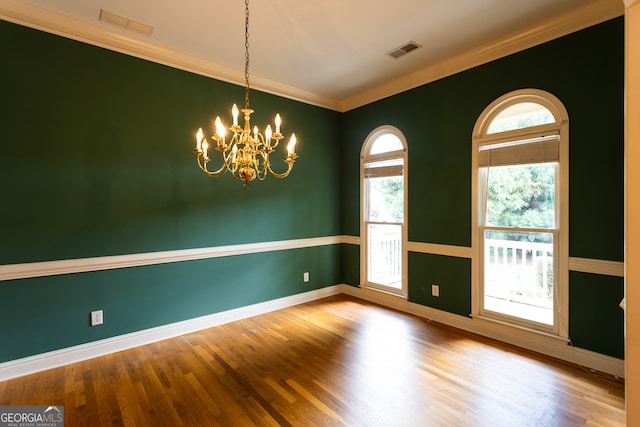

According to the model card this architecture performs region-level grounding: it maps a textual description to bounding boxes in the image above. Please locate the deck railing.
[368,224,402,288]
[484,238,553,308]
[366,232,553,305]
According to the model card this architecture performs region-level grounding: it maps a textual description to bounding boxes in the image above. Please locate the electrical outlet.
[303,272,310,282]
[91,310,104,326]
[431,284,440,297]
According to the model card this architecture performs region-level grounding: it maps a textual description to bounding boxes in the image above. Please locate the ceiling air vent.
[386,41,422,59]
[99,9,154,36]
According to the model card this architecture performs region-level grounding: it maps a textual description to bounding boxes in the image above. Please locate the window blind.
[478,134,559,167]
[364,158,403,178]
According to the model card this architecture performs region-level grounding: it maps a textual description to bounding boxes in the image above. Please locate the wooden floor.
[0,295,625,426]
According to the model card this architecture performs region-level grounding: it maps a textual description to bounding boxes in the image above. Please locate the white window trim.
[360,125,409,297]
[471,89,569,338]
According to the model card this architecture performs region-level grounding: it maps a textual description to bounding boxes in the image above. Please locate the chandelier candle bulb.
[196,128,203,151]
[275,114,281,134]
[265,125,272,145]
[215,118,226,147]
[202,140,209,159]
[232,104,239,127]
[288,134,297,155]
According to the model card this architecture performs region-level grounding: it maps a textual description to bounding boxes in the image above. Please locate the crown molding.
[0,0,342,111]
[341,0,624,111]
[0,0,624,113]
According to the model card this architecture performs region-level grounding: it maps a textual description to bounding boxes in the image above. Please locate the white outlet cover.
[91,310,104,326]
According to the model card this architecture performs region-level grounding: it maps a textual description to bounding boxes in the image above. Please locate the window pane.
[484,230,553,325]
[367,175,404,222]
[368,223,402,288]
[487,102,555,134]
[485,163,555,228]
[369,134,403,154]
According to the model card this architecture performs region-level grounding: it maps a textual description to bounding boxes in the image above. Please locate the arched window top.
[487,102,555,134]
[362,125,407,159]
[369,133,404,154]
[474,89,567,140]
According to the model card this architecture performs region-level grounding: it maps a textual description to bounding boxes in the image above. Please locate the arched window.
[472,89,569,337]
[361,126,408,296]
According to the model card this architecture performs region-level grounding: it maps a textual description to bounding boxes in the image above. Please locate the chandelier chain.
[244,0,250,110]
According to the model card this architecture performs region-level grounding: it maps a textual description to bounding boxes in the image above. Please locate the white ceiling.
[1,0,624,110]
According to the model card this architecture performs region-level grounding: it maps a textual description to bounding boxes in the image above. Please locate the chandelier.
[193,0,297,188]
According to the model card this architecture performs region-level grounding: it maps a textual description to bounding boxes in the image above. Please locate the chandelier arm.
[197,155,229,178]
[256,152,270,180]
[224,134,243,174]
[266,161,294,179]
[223,148,240,175]
[269,138,281,150]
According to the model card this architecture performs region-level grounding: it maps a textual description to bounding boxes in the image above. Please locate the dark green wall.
[0,16,626,363]
[340,18,624,358]
[569,272,624,358]
[1,22,341,263]
[0,21,341,362]
[339,244,360,288]
[408,253,471,316]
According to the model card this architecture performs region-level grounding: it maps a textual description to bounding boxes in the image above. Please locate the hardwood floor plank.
[285,378,348,425]
[264,377,296,404]
[0,295,625,426]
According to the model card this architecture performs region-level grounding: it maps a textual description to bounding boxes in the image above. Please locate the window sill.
[360,284,407,299]
[470,313,569,343]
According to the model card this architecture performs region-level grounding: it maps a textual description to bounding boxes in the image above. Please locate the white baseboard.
[0,285,343,382]
[340,285,625,379]
[0,284,624,381]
